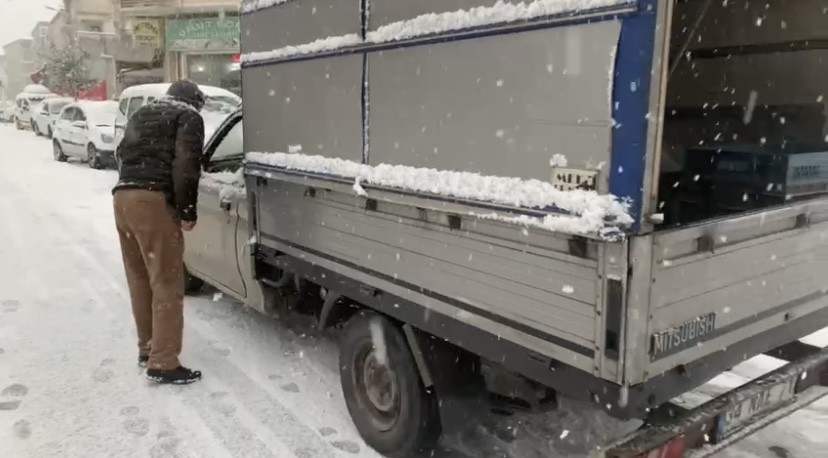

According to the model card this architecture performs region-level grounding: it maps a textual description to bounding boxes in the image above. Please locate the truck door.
[184,115,246,298]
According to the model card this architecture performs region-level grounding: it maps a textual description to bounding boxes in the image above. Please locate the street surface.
[0,124,824,458]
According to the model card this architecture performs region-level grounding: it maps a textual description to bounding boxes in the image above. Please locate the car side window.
[118,98,129,115]
[210,119,244,163]
[74,109,87,122]
[40,104,49,115]
[126,97,144,119]
[60,107,75,121]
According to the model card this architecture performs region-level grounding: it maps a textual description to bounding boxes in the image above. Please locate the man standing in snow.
[112,80,205,385]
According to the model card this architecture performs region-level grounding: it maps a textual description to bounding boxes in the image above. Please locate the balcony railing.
[120,0,172,12]
[120,0,240,14]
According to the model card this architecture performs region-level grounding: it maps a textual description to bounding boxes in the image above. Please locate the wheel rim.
[354,344,401,432]
[53,143,61,159]
[88,146,97,166]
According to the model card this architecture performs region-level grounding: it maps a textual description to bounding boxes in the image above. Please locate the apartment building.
[0,55,7,103]
[59,0,165,96]
[2,39,37,98]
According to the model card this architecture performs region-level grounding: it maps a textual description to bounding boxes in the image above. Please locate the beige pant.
[114,189,185,370]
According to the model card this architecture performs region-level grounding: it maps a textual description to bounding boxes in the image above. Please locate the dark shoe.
[138,355,149,368]
[145,366,202,385]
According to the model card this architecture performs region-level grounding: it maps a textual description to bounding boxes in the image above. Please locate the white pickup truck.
[185,1,828,457]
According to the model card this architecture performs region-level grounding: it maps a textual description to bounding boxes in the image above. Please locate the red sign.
[53,80,108,101]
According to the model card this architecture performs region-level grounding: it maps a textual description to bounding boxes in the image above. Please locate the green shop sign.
[165,17,240,52]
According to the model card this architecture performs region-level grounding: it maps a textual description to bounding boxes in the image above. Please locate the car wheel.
[33,124,40,136]
[87,144,102,169]
[340,312,441,458]
[47,126,53,139]
[53,141,68,162]
[14,117,22,130]
[184,269,205,295]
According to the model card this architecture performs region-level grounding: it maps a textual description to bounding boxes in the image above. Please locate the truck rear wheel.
[340,312,440,457]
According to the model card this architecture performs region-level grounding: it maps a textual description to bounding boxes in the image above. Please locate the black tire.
[47,126,53,139]
[340,312,441,457]
[33,124,41,136]
[184,270,204,295]
[87,144,102,169]
[53,141,67,162]
[14,118,22,130]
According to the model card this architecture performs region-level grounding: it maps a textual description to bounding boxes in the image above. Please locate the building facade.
[31,22,51,59]
[1,39,37,98]
[117,0,242,94]
[60,0,164,97]
[0,55,7,103]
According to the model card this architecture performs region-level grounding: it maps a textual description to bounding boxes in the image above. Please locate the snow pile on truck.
[241,0,631,63]
[246,151,632,236]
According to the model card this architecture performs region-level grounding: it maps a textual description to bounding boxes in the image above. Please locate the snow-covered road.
[0,124,825,458]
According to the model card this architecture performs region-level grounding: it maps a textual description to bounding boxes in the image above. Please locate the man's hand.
[181,221,196,232]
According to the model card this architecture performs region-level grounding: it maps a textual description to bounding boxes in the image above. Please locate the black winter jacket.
[113,95,204,222]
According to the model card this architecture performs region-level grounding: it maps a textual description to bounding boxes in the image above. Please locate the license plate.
[721,376,798,436]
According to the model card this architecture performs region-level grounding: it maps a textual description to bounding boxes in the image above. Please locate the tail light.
[636,436,686,458]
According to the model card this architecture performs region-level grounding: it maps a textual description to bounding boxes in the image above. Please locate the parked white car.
[52,101,119,169]
[0,100,16,123]
[14,84,57,130]
[114,83,241,148]
[32,97,74,138]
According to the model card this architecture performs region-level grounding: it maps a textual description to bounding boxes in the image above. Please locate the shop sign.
[166,17,240,52]
[130,19,162,49]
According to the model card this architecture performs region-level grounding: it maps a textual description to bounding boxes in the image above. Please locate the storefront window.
[186,54,241,95]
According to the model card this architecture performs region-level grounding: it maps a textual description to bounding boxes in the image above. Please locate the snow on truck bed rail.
[240,0,290,14]
[240,0,631,63]
[246,152,633,238]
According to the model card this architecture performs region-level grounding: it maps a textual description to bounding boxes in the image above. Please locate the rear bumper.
[603,343,828,458]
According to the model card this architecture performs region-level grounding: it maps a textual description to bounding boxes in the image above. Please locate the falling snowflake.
[213,292,223,302]
[562,285,574,294]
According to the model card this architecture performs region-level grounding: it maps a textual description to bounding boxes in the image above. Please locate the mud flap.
[403,325,489,436]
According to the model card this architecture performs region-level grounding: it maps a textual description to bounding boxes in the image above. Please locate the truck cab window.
[210,119,244,164]
[118,98,129,115]
[126,97,144,119]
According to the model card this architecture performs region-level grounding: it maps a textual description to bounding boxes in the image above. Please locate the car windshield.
[203,95,241,114]
[83,102,119,125]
